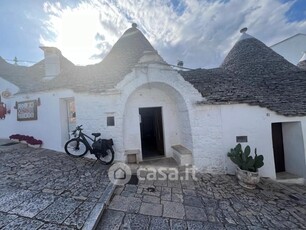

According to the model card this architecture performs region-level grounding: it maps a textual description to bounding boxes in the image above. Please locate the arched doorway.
[123,82,192,162]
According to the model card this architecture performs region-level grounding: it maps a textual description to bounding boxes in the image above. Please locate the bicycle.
[64,125,115,165]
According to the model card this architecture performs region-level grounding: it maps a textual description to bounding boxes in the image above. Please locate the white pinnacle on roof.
[238,27,253,41]
[297,51,306,70]
[299,51,306,62]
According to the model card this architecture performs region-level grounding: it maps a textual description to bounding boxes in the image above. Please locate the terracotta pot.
[10,139,19,142]
[236,167,260,189]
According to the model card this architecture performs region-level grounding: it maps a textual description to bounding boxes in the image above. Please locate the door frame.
[60,97,76,147]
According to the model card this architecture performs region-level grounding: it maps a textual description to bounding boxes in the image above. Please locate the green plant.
[227,144,264,172]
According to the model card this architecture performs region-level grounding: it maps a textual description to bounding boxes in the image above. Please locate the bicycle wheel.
[64,138,88,157]
[95,147,114,165]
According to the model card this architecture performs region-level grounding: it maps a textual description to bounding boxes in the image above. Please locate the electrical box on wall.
[107,116,115,126]
[236,136,248,143]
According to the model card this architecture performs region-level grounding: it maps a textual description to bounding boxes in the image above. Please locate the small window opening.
[107,116,115,126]
[236,136,248,143]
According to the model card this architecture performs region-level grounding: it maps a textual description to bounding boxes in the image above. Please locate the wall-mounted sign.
[17,100,37,121]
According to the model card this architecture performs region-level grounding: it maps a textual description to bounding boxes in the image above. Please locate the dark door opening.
[272,123,285,173]
[139,107,164,159]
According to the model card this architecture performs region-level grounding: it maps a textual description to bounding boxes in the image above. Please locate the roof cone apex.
[221,29,300,74]
[237,27,253,41]
[121,23,143,39]
[240,27,248,33]
[238,32,253,41]
[92,23,157,83]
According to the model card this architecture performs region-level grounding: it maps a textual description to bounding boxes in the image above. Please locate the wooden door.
[139,107,164,158]
[154,107,164,155]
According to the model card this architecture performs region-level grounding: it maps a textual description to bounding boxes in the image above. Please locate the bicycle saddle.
[92,133,101,137]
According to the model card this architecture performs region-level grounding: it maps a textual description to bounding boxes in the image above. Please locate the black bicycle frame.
[72,126,114,156]
[76,131,95,153]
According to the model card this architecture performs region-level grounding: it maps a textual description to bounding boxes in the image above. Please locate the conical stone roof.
[221,32,300,76]
[55,24,159,93]
[181,29,306,116]
[0,53,75,94]
[0,24,158,94]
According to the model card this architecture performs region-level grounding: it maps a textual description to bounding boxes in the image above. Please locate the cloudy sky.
[1,0,306,68]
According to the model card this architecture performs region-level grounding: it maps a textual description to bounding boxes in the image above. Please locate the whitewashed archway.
[114,63,202,162]
[122,80,194,161]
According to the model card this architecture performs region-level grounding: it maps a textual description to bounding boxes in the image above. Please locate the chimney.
[40,46,61,79]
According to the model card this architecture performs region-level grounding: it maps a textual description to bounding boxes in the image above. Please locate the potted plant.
[9,134,43,148]
[227,144,264,189]
[9,134,21,142]
[18,135,29,144]
[27,137,43,148]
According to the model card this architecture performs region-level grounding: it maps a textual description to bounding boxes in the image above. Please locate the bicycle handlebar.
[72,125,83,134]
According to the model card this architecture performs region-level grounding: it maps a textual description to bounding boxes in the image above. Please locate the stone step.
[125,149,140,164]
[171,145,193,166]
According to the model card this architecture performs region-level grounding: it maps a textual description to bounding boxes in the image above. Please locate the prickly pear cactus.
[227,144,264,172]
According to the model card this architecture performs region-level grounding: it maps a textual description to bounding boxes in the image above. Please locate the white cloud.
[40,0,306,68]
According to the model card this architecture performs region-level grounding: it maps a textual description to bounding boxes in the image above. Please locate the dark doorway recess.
[139,107,164,159]
[272,123,285,173]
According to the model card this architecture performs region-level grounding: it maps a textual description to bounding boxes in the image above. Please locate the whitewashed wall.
[282,122,306,178]
[192,105,224,173]
[75,92,124,161]
[0,77,19,95]
[0,89,75,151]
[193,103,306,179]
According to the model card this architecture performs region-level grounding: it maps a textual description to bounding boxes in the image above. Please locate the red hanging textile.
[0,103,6,119]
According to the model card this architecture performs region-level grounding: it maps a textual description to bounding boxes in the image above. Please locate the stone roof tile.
[181,67,306,117]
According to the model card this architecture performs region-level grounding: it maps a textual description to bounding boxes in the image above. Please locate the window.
[107,116,115,126]
[236,136,248,143]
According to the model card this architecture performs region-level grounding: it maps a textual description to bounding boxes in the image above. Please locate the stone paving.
[0,142,110,229]
[98,169,306,229]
